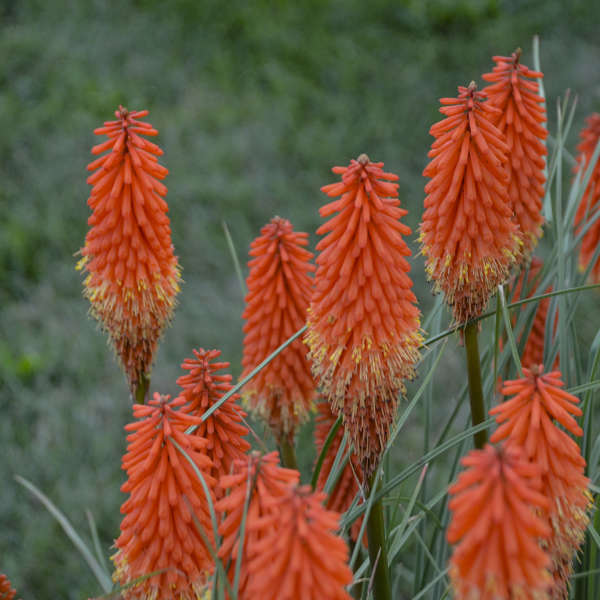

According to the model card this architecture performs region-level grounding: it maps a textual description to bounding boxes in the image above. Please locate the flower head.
[491,367,591,594]
[113,394,216,599]
[216,451,299,597]
[0,575,16,600]
[482,49,548,258]
[447,444,551,599]
[241,217,316,442]
[314,400,365,543]
[176,348,250,489]
[421,82,520,323]
[244,485,353,600]
[306,154,422,474]
[78,106,181,397]
[574,113,600,281]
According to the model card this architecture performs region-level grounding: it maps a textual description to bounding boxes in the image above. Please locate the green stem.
[348,540,363,600]
[135,373,150,405]
[589,509,600,600]
[366,473,392,600]
[464,320,487,449]
[279,436,299,470]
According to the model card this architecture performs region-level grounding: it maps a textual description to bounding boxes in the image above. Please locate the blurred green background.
[1,0,599,597]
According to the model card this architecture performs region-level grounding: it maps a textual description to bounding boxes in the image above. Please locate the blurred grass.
[1,0,599,597]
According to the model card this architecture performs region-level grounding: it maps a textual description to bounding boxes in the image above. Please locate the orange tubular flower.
[113,394,215,599]
[244,485,353,600]
[78,106,181,397]
[306,154,422,474]
[176,348,250,488]
[447,444,551,599]
[215,451,299,597]
[421,82,520,324]
[491,367,591,595]
[314,401,365,543]
[0,575,16,600]
[241,217,316,442]
[574,113,600,281]
[482,50,548,258]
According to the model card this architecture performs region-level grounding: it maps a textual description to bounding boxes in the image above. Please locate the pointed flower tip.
[79,106,181,392]
[242,217,316,441]
[495,366,583,439]
[307,155,421,472]
[176,348,250,485]
[244,484,354,600]
[215,451,300,596]
[114,391,216,599]
[481,51,548,259]
[448,444,552,599]
[421,83,520,323]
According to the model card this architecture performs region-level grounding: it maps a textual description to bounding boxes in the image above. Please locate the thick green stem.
[279,437,299,470]
[366,474,392,600]
[135,373,150,405]
[464,320,488,449]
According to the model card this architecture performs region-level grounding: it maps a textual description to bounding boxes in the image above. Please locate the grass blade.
[497,284,523,376]
[15,475,113,593]
[222,220,247,300]
[388,465,428,565]
[85,509,110,579]
[311,414,342,489]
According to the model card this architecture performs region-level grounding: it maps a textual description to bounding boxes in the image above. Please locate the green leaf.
[15,475,113,593]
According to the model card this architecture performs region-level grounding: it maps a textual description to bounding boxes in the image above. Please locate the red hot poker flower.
[306,154,422,474]
[113,394,216,599]
[244,485,353,600]
[216,451,299,597]
[314,400,365,543]
[0,575,16,600]
[421,82,520,323]
[574,113,600,281]
[447,444,551,599]
[491,367,591,594]
[176,348,250,489]
[78,106,181,397]
[241,217,316,442]
[482,49,548,258]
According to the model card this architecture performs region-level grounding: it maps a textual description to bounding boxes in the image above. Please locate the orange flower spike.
[0,575,16,600]
[314,401,365,543]
[447,444,551,599]
[492,367,591,594]
[244,486,353,600]
[307,154,422,472]
[176,348,250,486]
[215,452,299,597]
[421,82,520,323]
[241,217,316,442]
[574,114,600,281]
[482,49,548,257]
[78,106,181,397]
[113,393,216,599]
